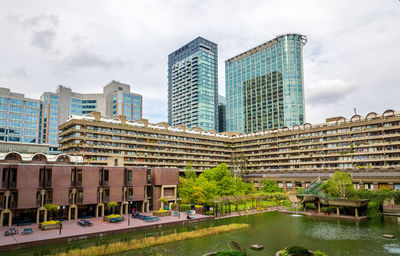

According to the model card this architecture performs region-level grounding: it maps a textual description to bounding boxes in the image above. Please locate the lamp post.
[128,202,131,226]
[176,198,182,219]
[58,206,61,235]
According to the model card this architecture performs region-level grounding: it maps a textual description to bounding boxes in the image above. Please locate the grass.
[56,223,249,256]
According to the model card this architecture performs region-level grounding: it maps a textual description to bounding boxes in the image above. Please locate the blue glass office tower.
[0,88,41,143]
[225,34,306,133]
[168,37,218,131]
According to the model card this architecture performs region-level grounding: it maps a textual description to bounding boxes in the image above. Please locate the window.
[77,169,82,187]
[104,169,109,186]
[2,168,8,188]
[104,188,110,202]
[77,190,83,203]
[45,168,52,188]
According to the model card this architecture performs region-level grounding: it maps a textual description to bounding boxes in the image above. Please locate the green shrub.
[287,245,309,256]
[215,251,245,256]
[205,210,214,215]
[178,204,191,212]
[367,201,382,219]
[314,250,328,256]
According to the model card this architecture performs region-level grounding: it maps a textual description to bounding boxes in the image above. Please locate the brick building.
[0,152,178,226]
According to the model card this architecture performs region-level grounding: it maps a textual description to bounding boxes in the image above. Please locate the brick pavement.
[0,212,212,249]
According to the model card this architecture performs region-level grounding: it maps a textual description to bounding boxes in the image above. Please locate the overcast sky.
[1,0,399,125]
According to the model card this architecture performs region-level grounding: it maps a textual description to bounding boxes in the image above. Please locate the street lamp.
[176,198,182,219]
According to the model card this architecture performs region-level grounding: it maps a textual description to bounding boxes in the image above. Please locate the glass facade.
[41,94,59,147]
[82,100,97,114]
[0,95,40,143]
[112,92,141,121]
[225,34,306,133]
[168,37,218,131]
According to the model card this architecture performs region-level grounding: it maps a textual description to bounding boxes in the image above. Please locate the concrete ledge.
[278,209,368,221]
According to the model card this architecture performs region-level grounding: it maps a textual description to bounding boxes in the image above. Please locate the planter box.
[39,223,61,231]
[153,211,171,217]
[103,216,124,223]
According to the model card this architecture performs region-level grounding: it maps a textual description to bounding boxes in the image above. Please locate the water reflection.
[7,213,400,256]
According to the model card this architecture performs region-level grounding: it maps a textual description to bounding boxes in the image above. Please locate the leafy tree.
[44,203,59,220]
[324,171,355,199]
[178,164,254,205]
[107,201,119,214]
[261,180,283,193]
[184,163,196,179]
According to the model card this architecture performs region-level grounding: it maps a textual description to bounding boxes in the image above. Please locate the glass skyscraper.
[0,87,41,144]
[168,37,218,131]
[225,34,306,133]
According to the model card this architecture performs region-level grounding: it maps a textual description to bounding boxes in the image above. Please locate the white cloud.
[0,0,399,125]
[306,79,358,106]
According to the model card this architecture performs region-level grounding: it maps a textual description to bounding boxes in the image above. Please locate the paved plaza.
[0,212,211,250]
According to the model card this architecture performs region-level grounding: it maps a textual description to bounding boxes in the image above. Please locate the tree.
[158,197,169,210]
[44,203,59,220]
[184,163,196,179]
[261,180,283,193]
[324,171,355,199]
[107,201,119,214]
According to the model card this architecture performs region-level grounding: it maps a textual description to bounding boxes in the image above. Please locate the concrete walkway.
[278,209,368,220]
[216,206,285,219]
[0,212,213,251]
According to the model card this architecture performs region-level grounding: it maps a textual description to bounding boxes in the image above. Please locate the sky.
[0,0,399,125]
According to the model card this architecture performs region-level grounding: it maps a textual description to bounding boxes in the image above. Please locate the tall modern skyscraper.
[217,95,226,133]
[0,88,41,144]
[41,81,142,151]
[168,37,218,131]
[225,34,306,133]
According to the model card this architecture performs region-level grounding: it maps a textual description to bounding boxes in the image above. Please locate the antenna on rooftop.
[354,108,358,115]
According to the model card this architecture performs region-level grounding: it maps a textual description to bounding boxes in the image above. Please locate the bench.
[144,216,160,223]
[81,219,93,226]
[21,228,33,235]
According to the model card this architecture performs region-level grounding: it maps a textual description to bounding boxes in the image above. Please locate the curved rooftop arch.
[5,152,22,161]
[383,109,395,117]
[350,115,361,122]
[32,153,47,162]
[56,154,70,163]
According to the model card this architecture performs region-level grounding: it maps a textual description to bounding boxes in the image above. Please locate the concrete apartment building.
[225,34,306,133]
[0,152,178,226]
[58,110,400,190]
[41,81,142,152]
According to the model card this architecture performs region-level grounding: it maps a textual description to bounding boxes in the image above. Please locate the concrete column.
[318,202,321,213]
[301,182,306,188]
[160,185,165,209]
[373,182,378,191]
[355,208,359,218]
[389,183,394,189]
[292,181,296,191]
[283,181,287,191]
[336,207,340,216]
[359,182,365,190]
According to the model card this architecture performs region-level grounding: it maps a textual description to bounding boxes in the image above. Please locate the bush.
[367,201,382,219]
[215,251,246,256]
[178,204,191,212]
[205,210,214,215]
[314,250,328,256]
[287,245,309,256]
